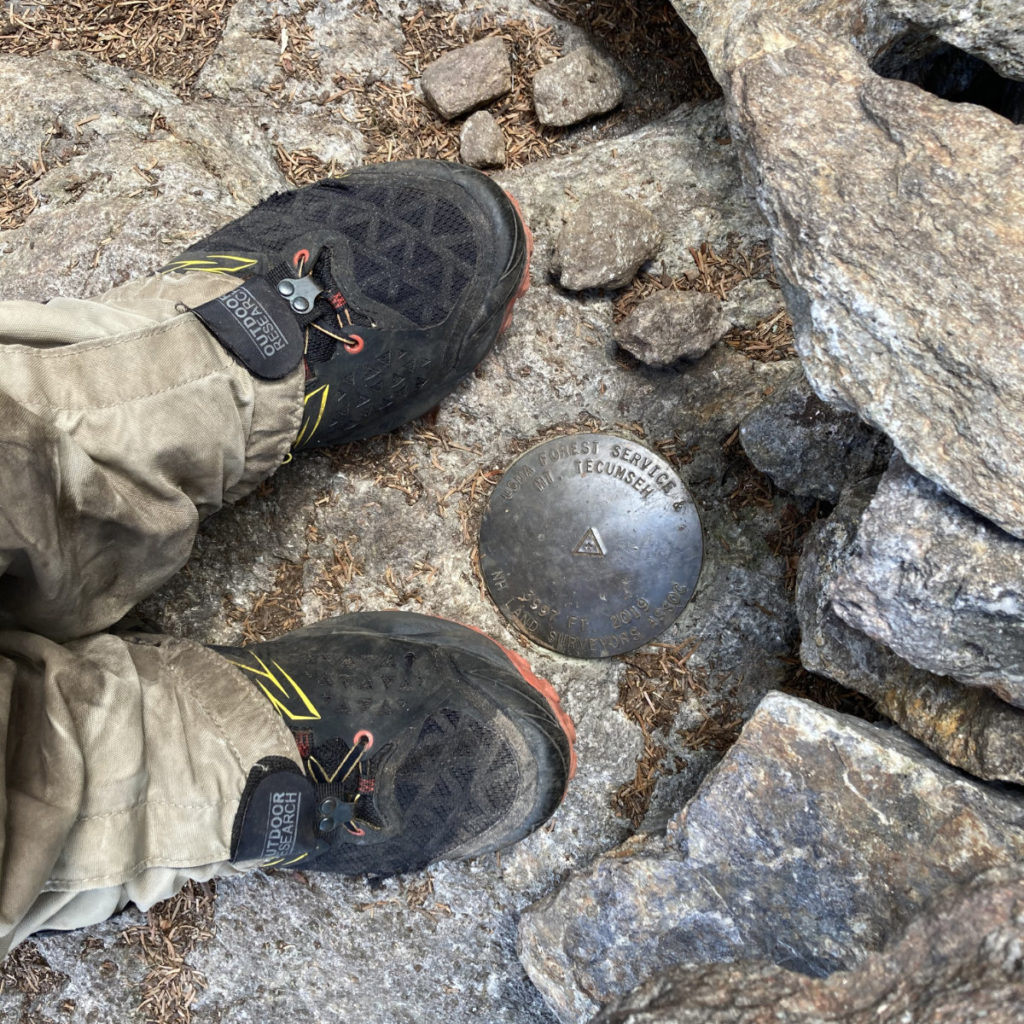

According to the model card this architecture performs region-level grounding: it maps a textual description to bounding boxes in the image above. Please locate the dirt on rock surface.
[0,4,873,1024]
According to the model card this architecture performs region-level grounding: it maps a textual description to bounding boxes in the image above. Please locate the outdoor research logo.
[222,287,288,359]
[262,790,301,859]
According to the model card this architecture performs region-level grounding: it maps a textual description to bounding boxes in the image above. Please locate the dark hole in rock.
[872,31,1024,123]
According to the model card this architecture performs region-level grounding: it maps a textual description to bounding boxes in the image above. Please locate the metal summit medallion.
[479,433,703,658]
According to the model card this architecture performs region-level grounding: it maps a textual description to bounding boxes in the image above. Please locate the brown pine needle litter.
[766,500,829,593]
[0,157,45,232]
[0,940,68,996]
[725,309,796,363]
[229,558,307,642]
[0,0,239,89]
[274,144,344,188]
[613,238,772,315]
[119,881,217,1024]
[612,641,707,828]
[779,663,881,722]
[613,240,797,363]
[0,124,80,232]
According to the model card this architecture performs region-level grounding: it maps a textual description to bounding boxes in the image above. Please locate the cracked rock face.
[593,866,1024,1024]
[831,456,1024,709]
[797,476,1024,785]
[672,0,1024,538]
[551,195,663,291]
[739,371,891,503]
[517,692,1024,1023]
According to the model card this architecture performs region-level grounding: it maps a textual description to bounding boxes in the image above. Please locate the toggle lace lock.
[277,275,323,314]
[316,796,357,834]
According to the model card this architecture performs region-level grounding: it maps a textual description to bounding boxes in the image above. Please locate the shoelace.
[307,731,383,838]
[279,247,373,362]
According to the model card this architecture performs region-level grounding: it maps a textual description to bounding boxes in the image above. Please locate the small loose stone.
[551,196,662,291]
[615,290,728,367]
[459,110,505,169]
[533,46,624,127]
[420,37,512,121]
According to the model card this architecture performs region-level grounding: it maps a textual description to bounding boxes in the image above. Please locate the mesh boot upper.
[217,612,572,876]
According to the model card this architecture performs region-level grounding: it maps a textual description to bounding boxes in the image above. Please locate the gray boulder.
[518,692,1024,1023]
[421,36,512,121]
[614,290,729,367]
[532,46,624,127]
[832,456,1024,709]
[739,371,891,503]
[551,196,662,291]
[460,110,506,168]
[798,476,1024,785]
[494,101,765,279]
[594,866,1024,1024]
[673,0,1024,81]
[671,0,1024,538]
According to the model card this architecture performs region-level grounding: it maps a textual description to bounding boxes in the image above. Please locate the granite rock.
[720,278,782,328]
[192,0,381,168]
[671,0,1024,537]
[533,46,625,127]
[593,866,1024,1024]
[614,290,729,367]
[551,196,662,291]
[421,36,512,120]
[518,692,1024,1022]
[831,456,1024,708]
[798,476,1024,785]
[0,51,288,301]
[739,371,891,503]
[495,102,765,275]
[460,110,506,168]
[197,0,407,105]
[673,0,1024,83]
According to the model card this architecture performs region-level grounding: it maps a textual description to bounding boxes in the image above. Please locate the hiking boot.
[215,611,575,875]
[165,160,533,448]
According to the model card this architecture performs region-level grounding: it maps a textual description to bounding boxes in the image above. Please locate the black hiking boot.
[165,160,532,448]
[216,612,575,875]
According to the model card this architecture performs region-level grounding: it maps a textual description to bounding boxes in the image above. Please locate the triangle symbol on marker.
[574,526,607,557]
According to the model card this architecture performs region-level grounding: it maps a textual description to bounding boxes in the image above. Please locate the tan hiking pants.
[0,271,305,955]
